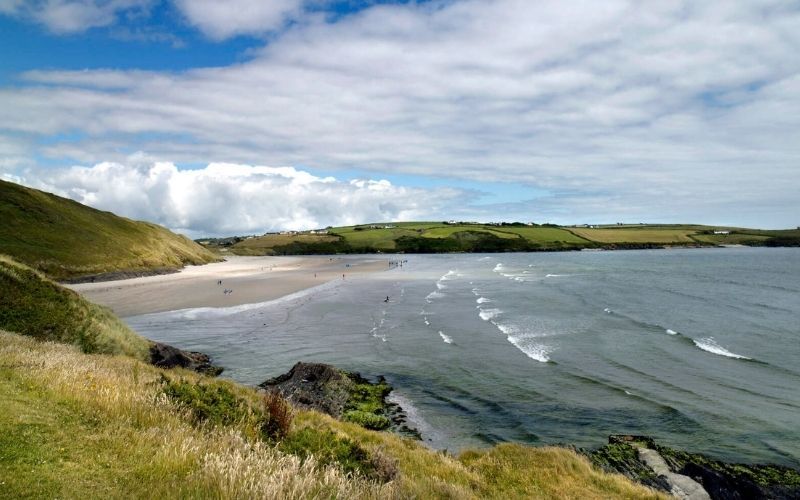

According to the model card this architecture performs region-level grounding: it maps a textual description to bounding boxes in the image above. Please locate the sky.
[1,0,799,237]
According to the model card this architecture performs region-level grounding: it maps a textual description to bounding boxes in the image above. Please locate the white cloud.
[1,0,152,33]
[174,0,304,40]
[2,0,800,226]
[19,158,467,236]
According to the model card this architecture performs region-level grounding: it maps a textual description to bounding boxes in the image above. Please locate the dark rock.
[655,444,800,500]
[588,435,800,500]
[588,436,672,492]
[260,362,352,417]
[149,342,223,376]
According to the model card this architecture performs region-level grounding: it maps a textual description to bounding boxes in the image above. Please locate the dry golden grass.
[566,227,699,244]
[0,331,394,499]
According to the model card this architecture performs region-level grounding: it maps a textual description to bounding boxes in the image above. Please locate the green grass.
[494,226,592,245]
[330,226,423,250]
[0,255,151,361]
[565,227,701,244]
[422,226,520,239]
[231,234,341,255]
[0,179,219,280]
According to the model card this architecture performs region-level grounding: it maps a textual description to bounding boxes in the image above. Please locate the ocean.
[126,247,800,467]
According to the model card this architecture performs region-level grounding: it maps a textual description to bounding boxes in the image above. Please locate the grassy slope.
[232,234,340,255]
[0,255,150,361]
[0,331,664,499]
[218,223,800,255]
[0,179,219,280]
[224,223,595,254]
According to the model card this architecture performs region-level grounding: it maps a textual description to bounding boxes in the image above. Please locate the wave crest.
[693,337,751,360]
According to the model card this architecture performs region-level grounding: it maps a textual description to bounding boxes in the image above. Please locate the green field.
[0,179,219,280]
[565,227,701,244]
[212,221,800,256]
[231,233,340,254]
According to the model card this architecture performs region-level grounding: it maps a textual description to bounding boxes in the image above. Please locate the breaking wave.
[439,331,454,344]
[426,291,444,303]
[479,308,502,321]
[693,337,751,360]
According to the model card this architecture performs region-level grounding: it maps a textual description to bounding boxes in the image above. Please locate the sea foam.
[439,331,454,344]
[693,337,751,360]
[479,308,502,321]
[426,291,444,302]
[506,336,551,363]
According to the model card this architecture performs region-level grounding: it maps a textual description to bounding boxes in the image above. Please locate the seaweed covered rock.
[260,362,352,417]
[149,342,224,376]
[260,362,419,437]
[588,435,800,499]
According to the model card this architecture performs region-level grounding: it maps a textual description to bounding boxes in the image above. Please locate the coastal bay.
[121,247,800,468]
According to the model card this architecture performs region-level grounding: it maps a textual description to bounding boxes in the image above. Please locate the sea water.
[126,247,800,466]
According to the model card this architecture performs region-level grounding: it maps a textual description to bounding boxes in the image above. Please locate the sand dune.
[68,255,388,317]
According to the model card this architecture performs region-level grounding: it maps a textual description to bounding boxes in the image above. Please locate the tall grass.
[0,331,395,499]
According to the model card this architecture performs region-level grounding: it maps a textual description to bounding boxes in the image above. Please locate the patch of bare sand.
[67,256,389,317]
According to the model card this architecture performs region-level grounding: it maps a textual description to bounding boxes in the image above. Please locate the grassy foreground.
[206,222,800,256]
[0,331,665,499]
[0,179,219,281]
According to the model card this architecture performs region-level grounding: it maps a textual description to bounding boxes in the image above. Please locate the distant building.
[713,230,730,235]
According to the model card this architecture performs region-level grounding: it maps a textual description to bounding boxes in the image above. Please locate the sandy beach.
[67,255,389,317]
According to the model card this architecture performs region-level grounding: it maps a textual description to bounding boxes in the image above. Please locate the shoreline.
[67,255,389,317]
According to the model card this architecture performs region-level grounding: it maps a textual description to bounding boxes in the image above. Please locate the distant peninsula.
[198,221,800,256]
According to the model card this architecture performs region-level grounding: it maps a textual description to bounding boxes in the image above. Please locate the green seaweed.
[342,374,393,430]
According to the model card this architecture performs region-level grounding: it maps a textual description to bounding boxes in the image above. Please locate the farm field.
[204,222,800,256]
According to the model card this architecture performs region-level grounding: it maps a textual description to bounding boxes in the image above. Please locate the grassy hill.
[0,255,150,360]
[207,222,800,256]
[0,179,220,281]
[0,329,664,498]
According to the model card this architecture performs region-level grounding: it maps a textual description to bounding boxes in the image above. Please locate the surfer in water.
[384,296,389,302]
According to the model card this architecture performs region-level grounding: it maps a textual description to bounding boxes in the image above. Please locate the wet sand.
[67,255,389,317]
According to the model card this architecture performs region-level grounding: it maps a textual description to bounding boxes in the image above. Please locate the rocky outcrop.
[637,447,709,499]
[589,435,800,499]
[260,362,352,417]
[149,342,224,376]
[260,361,420,438]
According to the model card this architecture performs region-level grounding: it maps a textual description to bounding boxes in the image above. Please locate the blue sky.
[1,1,799,236]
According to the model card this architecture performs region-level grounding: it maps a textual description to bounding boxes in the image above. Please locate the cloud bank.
[21,158,466,237]
[1,0,799,227]
[0,0,152,33]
